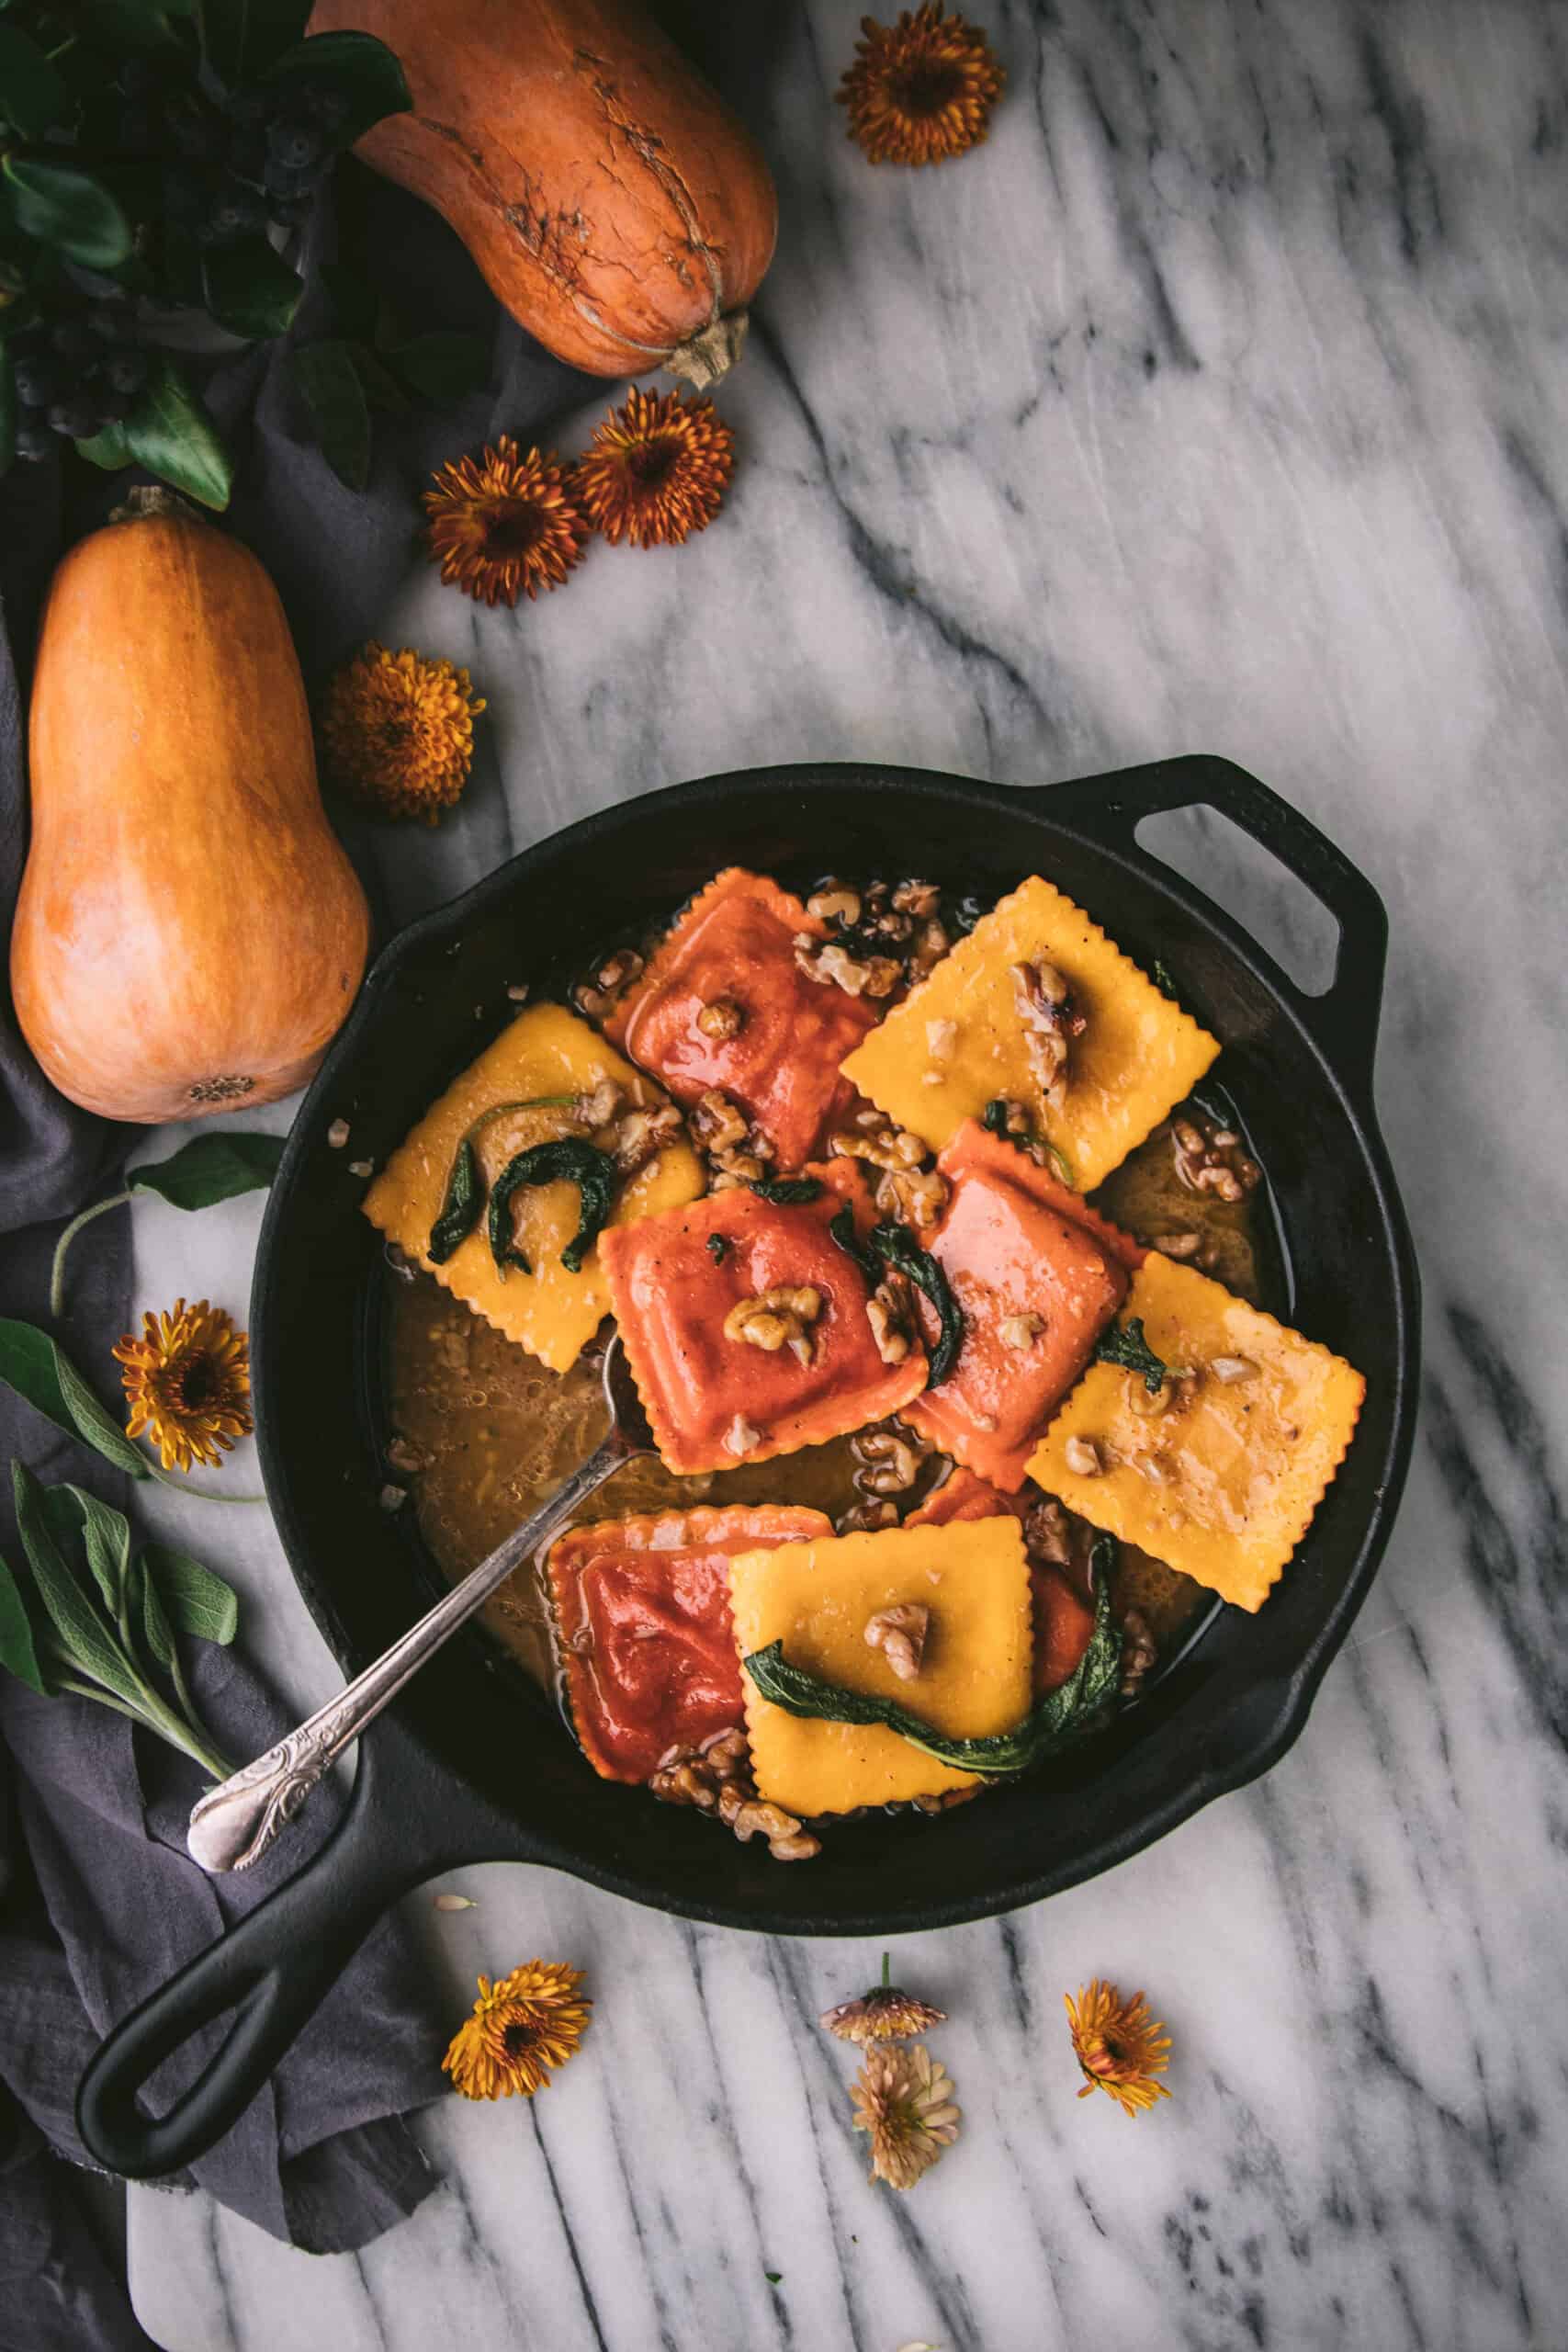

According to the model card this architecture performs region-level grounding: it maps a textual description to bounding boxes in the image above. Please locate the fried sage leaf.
[488,1140,616,1276]
[427,1096,581,1264]
[749,1177,824,1205]
[828,1203,878,1283]
[744,1539,1123,1776]
[1093,1316,1170,1394]
[869,1221,964,1386]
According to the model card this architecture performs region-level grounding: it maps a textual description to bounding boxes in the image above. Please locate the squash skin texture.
[306,0,777,379]
[12,511,370,1125]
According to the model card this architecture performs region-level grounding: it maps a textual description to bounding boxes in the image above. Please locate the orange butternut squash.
[307,0,777,384]
[11,496,370,1125]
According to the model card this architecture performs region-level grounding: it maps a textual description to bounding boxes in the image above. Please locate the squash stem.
[50,1190,132,1318]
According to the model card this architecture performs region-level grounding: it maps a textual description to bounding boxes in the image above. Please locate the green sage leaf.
[141,1542,239,1645]
[40,1487,131,1615]
[124,352,232,511]
[11,1464,145,1709]
[429,1139,482,1264]
[744,1538,1123,1776]
[0,1544,50,1696]
[1093,1316,1170,1394]
[870,1221,964,1386]
[488,1140,615,1278]
[259,29,412,144]
[0,1319,149,1479]
[75,418,133,470]
[0,24,71,137]
[828,1203,877,1283]
[346,339,408,417]
[2,159,132,270]
[201,236,302,341]
[749,1177,824,1205]
[129,1549,175,1672]
[289,337,370,492]
[130,1130,286,1213]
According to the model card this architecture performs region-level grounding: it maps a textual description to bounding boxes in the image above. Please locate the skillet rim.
[252,756,1421,1933]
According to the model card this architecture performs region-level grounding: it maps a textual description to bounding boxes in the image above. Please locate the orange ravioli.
[840,874,1220,1188]
[904,1120,1130,1490]
[363,1002,702,1374]
[604,868,879,1170]
[598,1182,927,1476]
[547,1505,831,1784]
[729,1517,1032,1815]
[907,1467,1095,1695]
[1029,1253,1365,1611]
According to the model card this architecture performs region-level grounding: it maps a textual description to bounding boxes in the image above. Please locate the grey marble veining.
[126,3,1568,2346]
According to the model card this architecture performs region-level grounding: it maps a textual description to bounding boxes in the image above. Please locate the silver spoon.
[187,1334,653,1874]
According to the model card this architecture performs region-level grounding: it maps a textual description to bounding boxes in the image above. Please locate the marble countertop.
[127,3,1568,2346]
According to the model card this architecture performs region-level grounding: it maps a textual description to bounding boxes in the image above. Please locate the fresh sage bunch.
[2,1464,238,1779]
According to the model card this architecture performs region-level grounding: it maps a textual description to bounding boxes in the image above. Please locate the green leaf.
[141,1542,238,1645]
[743,1540,1124,1777]
[130,1132,286,1213]
[0,24,70,138]
[11,1464,146,1708]
[2,159,132,270]
[0,338,14,479]
[869,1221,964,1386]
[346,338,407,416]
[40,1487,132,1614]
[390,330,491,405]
[0,1544,50,1696]
[488,1140,615,1278]
[828,1203,877,1283]
[429,1138,482,1265]
[199,0,310,85]
[201,236,301,341]
[75,418,133,470]
[289,336,369,491]
[260,29,412,143]
[0,1318,150,1479]
[129,1549,175,1671]
[1093,1316,1171,1394]
[749,1177,824,1206]
[123,351,232,510]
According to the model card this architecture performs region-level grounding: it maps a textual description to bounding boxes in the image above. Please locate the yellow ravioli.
[728,1518,1032,1815]
[363,1002,703,1373]
[840,874,1219,1189]
[1028,1254,1365,1611]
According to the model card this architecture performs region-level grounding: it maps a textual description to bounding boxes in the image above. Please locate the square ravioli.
[903,1119,1133,1490]
[599,1181,927,1475]
[729,1517,1032,1815]
[604,868,879,1169]
[840,874,1220,1189]
[907,1469,1096,1696]
[547,1505,832,1783]
[1028,1253,1365,1611]
[364,1002,702,1374]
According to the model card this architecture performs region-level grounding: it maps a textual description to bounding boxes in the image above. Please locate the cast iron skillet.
[77,755,1419,2178]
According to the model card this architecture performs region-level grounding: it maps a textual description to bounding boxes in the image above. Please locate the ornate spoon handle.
[188,1421,635,1873]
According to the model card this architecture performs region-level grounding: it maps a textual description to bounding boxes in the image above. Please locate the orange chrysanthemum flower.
[573,388,735,549]
[851,2041,961,2188]
[1065,1980,1172,2119]
[443,1961,592,2101]
[113,1299,253,1476]
[321,641,486,825]
[423,436,590,606]
[838,3,1006,167]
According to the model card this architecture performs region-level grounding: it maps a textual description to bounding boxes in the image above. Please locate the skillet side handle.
[76,1713,502,2180]
[1032,755,1390,1103]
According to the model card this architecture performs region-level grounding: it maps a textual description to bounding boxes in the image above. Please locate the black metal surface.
[77,755,1420,2177]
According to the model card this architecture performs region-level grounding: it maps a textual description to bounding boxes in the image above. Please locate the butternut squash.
[11,495,370,1125]
[306,0,777,384]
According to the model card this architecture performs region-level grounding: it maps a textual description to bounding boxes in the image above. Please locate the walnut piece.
[807,883,863,927]
[1171,1114,1260,1204]
[852,1421,927,1495]
[998,1312,1043,1351]
[722,1412,761,1457]
[1064,1435,1102,1476]
[863,1601,931,1681]
[609,1101,684,1175]
[723,1285,824,1368]
[650,1729,821,1861]
[696,996,744,1040]
[1011,957,1087,1114]
[691,1088,749,1153]
[795,935,902,1000]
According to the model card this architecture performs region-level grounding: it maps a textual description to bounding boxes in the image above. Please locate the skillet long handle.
[76,1711,505,2180]
[186,1424,631,1874]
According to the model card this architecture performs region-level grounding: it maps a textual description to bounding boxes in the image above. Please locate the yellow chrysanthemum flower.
[321,641,486,825]
[112,1299,253,1476]
[1065,1979,1173,2119]
[443,1961,592,2101]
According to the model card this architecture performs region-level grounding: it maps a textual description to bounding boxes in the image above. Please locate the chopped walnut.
[908,915,952,982]
[596,948,642,993]
[795,935,902,1000]
[696,996,744,1040]
[925,1017,957,1062]
[892,878,942,919]
[852,1421,927,1496]
[1023,1496,1075,1568]
[650,1731,820,1860]
[911,1784,985,1814]
[385,1435,428,1476]
[1012,958,1087,1114]
[1171,1115,1260,1204]
[874,1163,949,1235]
[327,1118,350,1149]
[999,1312,1043,1351]
[836,1497,901,1534]
[830,1120,927,1174]
[865,1283,913,1365]
[691,1089,749,1153]
[723,1285,824,1367]
[1119,1609,1158,1699]
[1156,1228,1203,1260]
[1210,1353,1258,1384]
[1064,1435,1102,1477]
[807,883,862,927]
[863,1601,930,1681]
[610,1101,685,1175]
[572,1077,626,1131]
[723,1412,761,1458]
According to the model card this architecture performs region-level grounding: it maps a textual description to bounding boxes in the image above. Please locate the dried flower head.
[851,2041,960,2188]
[838,4,1005,168]
[1065,1979,1172,2119]
[321,641,486,824]
[574,388,736,548]
[443,1960,591,2100]
[423,435,590,606]
[821,1951,946,2044]
[113,1299,252,1475]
